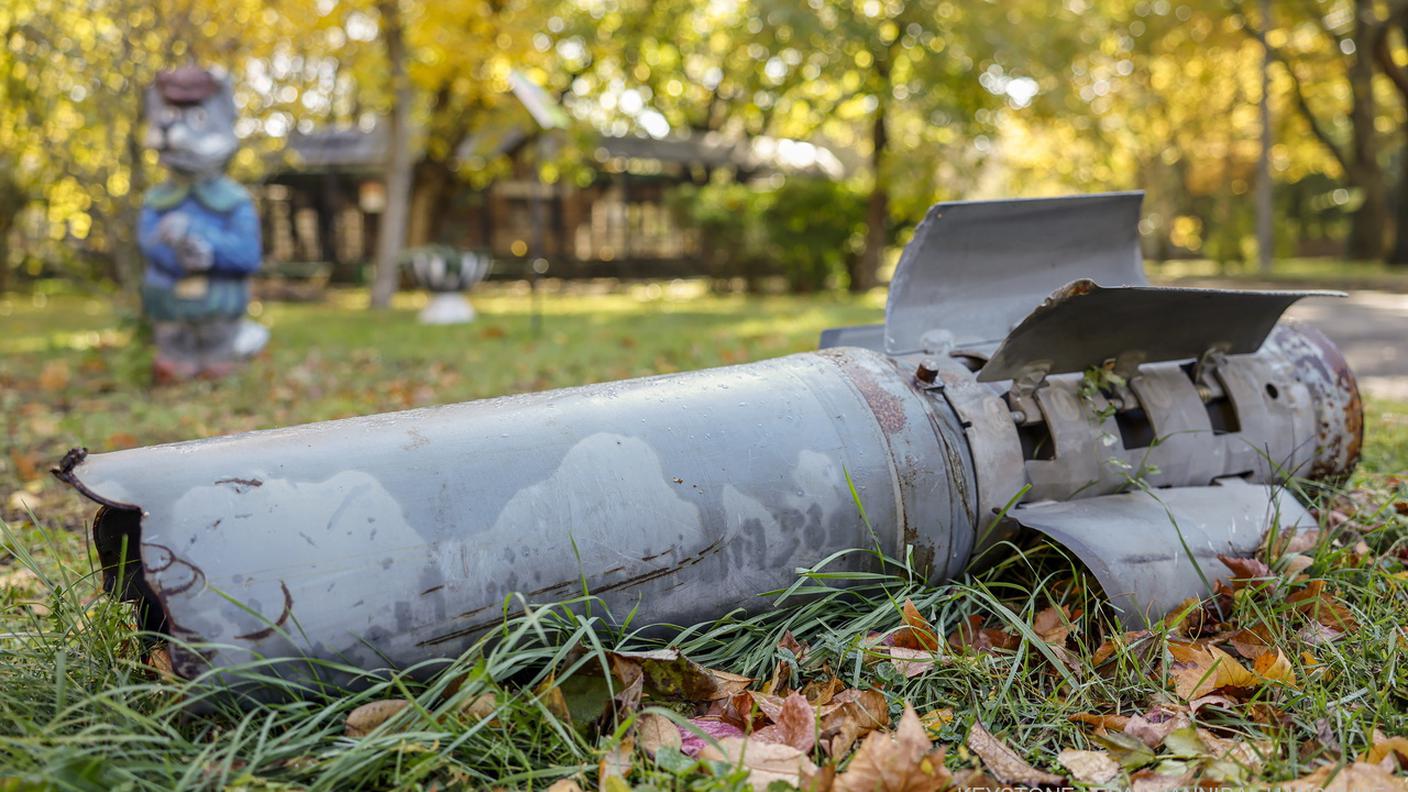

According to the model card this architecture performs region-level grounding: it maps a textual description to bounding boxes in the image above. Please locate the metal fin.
[977,282,1344,383]
[1011,479,1313,627]
[884,192,1147,356]
[818,324,884,351]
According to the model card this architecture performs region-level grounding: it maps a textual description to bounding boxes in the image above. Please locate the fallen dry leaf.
[893,598,939,651]
[889,646,941,678]
[1069,712,1132,732]
[637,712,682,756]
[1287,580,1358,633]
[344,699,412,737]
[700,736,818,792]
[1282,761,1408,791]
[948,615,1018,653]
[819,688,890,757]
[598,738,633,789]
[1228,623,1274,660]
[833,704,951,792]
[679,717,744,757]
[1253,647,1297,687]
[1092,630,1155,667]
[1124,710,1190,749]
[1058,748,1122,784]
[1033,605,1072,645]
[37,361,70,392]
[1365,734,1408,769]
[544,779,583,792]
[607,649,751,710]
[966,721,1064,787]
[1217,554,1273,591]
[919,708,953,737]
[753,692,817,754]
[1166,641,1257,700]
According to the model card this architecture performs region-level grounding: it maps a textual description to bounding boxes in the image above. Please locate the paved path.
[1288,291,1408,401]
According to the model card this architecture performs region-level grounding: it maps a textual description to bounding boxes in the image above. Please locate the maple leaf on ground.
[1252,647,1297,687]
[888,646,942,679]
[833,704,951,792]
[965,721,1064,787]
[606,649,750,711]
[1364,732,1408,770]
[636,712,682,756]
[1165,641,1258,700]
[819,688,890,758]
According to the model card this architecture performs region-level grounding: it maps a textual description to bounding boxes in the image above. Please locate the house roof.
[275,123,846,179]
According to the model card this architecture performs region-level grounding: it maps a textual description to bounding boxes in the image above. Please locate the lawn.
[2,284,1407,790]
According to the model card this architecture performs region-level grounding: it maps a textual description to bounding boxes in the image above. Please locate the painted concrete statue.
[139,65,268,382]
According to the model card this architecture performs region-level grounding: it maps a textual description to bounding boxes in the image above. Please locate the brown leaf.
[893,599,939,651]
[1069,712,1132,732]
[1253,647,1297,687]
[1123,711,1190,749]
[819,688,890,757]
[535,673,572,724]
[833,704,951,792]
[801,675,844,707]
[598,738,633,788]
[1281,761,1408,791]
[8,449,40,483]
[1033,605,1071,645]
[948,615,1018,654]
[544,779,584,792]
[753,692,817,754]
[700,737,818,792]
[606,649,751,707]
[37,361,70,392]
[458,692,497,723]
[637,712,682,756]
[1228,623,1274,660]
[345,699,412,737]
[1217,554,1273,591]
[1287,580,1358,633]
[1166,641,1257,700]
[146,646,176,680]
[965,721,1064,787]
[1058,748,1122,784]
[888,646,941,679]
[1092,630,1155,667]
[1364,735,1408,770]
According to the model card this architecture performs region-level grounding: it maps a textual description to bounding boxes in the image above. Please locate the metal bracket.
[1191,345,1230,402]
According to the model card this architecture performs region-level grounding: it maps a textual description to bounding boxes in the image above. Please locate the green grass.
[1,284,1406,790]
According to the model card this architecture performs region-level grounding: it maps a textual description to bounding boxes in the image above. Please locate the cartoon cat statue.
[139,65,268,382]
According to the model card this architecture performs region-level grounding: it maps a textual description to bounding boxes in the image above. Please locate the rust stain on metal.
[215,477,263,492]
[818,349,907,434]
[234,581,294,641]
[1271,323,1363,479]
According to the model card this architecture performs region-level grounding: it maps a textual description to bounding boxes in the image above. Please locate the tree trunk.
[1347,0,1386,261]
[407,158,452,248]
[853,100,887,293]
[370,0,415,309]
[1255,0,1274,273]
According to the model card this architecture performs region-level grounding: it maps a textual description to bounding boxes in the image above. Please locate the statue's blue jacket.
[138,177,262,289]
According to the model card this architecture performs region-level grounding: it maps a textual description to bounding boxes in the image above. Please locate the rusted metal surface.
[1263,322,1364,480]
[57,191,1366,694]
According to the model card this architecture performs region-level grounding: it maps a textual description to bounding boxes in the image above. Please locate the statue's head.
[145,65,239,178]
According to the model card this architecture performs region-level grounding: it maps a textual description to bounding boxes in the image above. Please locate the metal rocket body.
[58,192,1362,690]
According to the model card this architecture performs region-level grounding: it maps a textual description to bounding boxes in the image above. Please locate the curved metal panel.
[884,192,1147,355]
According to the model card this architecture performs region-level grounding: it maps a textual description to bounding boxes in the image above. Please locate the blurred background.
[7,0,1408,298]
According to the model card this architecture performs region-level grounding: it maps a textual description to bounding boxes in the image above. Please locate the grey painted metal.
[818,324,884,351]
[977,281,1345,383]
[57,190,1368,695]
[1012,479,1313,626]
[64,348,974,686]
[884,192,1147,356]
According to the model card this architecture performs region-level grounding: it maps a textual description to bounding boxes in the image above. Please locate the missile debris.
[56,192,1361,690]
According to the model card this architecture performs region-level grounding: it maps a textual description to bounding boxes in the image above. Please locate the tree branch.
[1375,0,1408,98]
